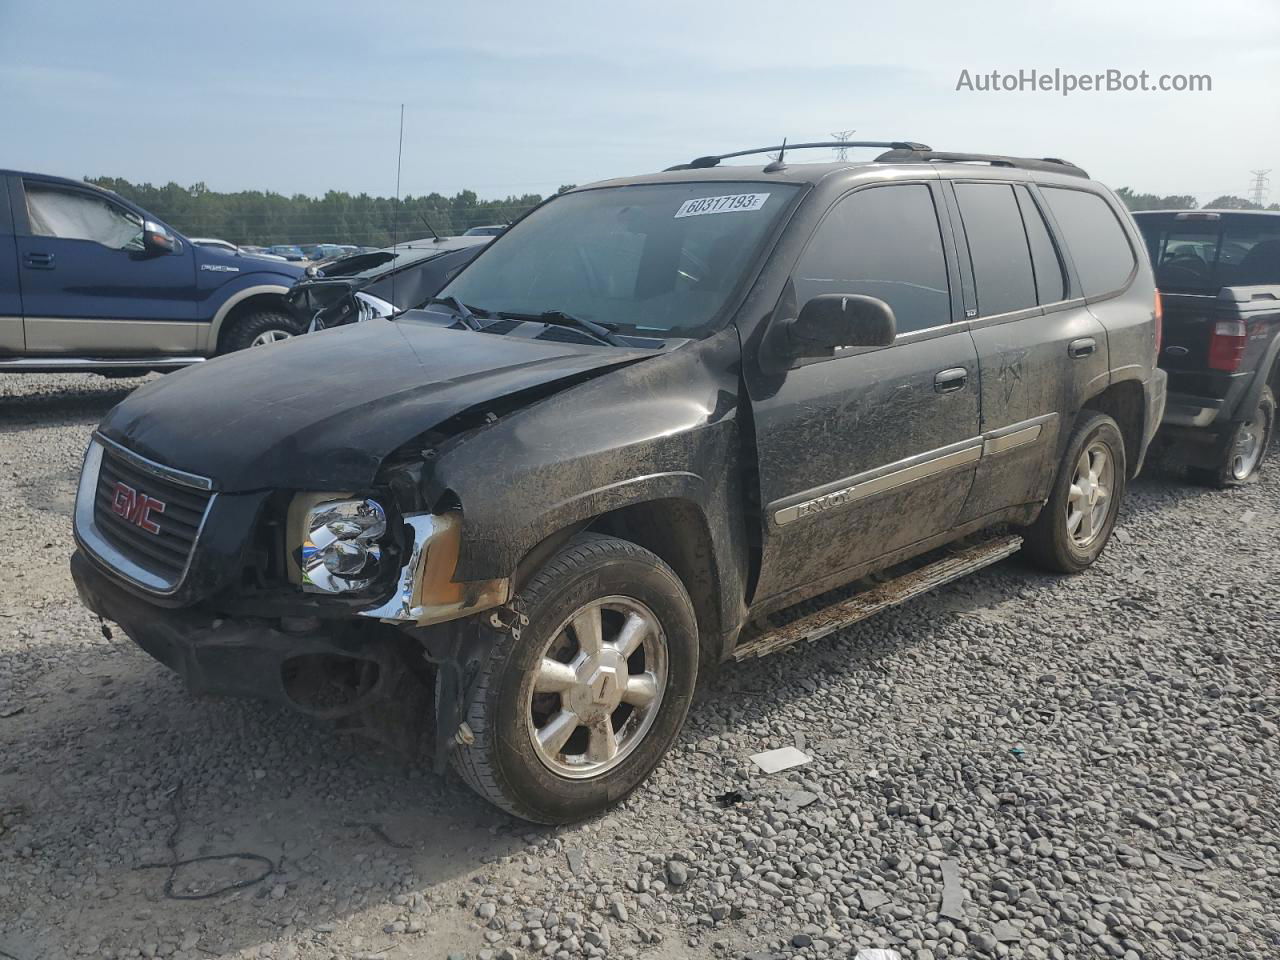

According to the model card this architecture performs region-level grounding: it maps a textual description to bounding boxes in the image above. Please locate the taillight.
[1153,290,1163,358]
[1207,319,1248,372]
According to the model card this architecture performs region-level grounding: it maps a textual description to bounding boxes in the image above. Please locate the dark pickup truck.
[71,142,1166,823]
[1134,210,1280,484]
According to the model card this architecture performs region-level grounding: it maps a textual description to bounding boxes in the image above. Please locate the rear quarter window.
[1042,187,1137,298]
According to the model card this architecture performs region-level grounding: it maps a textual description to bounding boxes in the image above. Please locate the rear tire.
[1022,412,1127,574]
[1186,386,1275,488]
[453,534,699,824]
[219,310,306,353]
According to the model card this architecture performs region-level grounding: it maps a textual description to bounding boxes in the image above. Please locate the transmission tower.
[1247,169,1271,206]
[831,129,858,161]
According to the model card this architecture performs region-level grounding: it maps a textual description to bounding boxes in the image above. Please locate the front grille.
[92,444,213,585]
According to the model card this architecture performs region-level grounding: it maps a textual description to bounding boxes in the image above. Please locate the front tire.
[453,534,699,823]
[219,310,307,353]
[1187,386,1275,488]
[1022,412,1127,574]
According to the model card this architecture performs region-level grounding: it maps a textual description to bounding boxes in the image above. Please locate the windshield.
[437,182,800,334]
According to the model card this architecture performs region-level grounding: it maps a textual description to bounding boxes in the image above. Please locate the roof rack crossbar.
[665,141,932,171]
[873,148,1089,178]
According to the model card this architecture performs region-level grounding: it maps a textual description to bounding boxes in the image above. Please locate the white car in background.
[190,237,288,262]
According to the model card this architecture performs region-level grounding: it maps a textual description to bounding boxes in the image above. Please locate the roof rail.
[665,141,932,171]
[874,148,1089,178]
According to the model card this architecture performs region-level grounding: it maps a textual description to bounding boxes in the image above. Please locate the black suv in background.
[286,235,491,332]
[1134,210,1279,485]
[71,142,1165,823]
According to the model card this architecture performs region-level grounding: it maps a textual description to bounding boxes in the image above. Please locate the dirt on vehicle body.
[71,141,1166,822]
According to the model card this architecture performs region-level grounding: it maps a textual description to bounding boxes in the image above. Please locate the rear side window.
[1219,219,1280,287]
[792,184,950,335]
[1042,187,1136,297]
[954,183,1037,316]
[1015,187,1066,304]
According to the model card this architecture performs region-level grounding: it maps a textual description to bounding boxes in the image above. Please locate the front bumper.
[73,549,486,764]
[72,550,402,708]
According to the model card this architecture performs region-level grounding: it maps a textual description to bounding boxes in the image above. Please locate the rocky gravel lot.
[1,372,1278,960]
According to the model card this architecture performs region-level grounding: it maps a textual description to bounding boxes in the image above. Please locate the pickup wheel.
[219,310,307,353]
[452,534,699,824]
[1187,386,1275,488]
[1021,412,1127,574]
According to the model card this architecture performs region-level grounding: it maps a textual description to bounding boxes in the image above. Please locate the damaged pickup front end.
[70,318,658,766]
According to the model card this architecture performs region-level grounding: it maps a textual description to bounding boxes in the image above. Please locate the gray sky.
[1,0,1276,205]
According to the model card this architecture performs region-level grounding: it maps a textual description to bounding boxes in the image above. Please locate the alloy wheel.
[1066,440,1114,548]
[1230,410,1265,480]
[251,329,293,347]
[525,596,668,780]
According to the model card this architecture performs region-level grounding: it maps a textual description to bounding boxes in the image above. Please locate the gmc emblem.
[110,481,165,534]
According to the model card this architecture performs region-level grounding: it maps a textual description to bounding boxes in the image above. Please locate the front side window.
[791,184,950,335]
[25,183,144,251]
[439,182,801,335]
[1042,187,1136,297]
[954,183,1038,317]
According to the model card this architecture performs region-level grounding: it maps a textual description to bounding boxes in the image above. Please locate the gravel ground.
[1,372,1277,960]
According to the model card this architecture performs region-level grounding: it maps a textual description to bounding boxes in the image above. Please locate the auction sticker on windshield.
[674,193,770,218]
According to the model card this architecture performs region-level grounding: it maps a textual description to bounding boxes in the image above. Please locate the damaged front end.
[70,318,657,767]
[70,426,516,770]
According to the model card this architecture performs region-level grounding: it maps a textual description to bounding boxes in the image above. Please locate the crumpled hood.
[98,319,652,492]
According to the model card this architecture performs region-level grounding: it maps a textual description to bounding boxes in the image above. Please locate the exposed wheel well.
[1081,381,1145,477]
[216,293,292,353]
[513,499,722,666]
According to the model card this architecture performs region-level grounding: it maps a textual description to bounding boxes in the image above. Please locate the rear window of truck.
[1137,213,1280,293]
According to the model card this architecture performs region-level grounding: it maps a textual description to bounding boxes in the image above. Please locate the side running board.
[731,534,1023,661]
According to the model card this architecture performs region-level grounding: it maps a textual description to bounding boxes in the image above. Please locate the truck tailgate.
[1160,286,1280,399]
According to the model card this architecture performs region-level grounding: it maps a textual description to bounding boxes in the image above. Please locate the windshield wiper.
[498,309,627,346]
[425,296,487,331]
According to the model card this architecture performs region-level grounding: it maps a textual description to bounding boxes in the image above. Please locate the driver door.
[745,182,982,608]
[11,177,197,355]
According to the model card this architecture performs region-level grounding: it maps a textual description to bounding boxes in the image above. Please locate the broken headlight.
[298,498,387,593]
[354,291,396,323]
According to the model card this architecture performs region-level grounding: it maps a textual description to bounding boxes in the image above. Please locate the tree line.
[1113,187,1279,212]
[88,177,577,247]
[85,177,1278,249]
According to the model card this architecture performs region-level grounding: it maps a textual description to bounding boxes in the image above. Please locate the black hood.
[98,320,652,492]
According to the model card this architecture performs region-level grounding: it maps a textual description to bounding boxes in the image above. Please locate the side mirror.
[142,221,175,255]
[783,294,896,358]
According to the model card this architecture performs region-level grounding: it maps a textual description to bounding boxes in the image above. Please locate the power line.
[831,129,857,162]
[1248,169,1271,207]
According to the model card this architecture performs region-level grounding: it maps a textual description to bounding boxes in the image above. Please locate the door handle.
[23,252,55,269]
[934,367,968,393]
[1068,337,1096,359]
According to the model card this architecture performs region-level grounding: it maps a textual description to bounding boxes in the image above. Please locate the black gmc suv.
[71,142,1166,823]
[1134,210,1279,485]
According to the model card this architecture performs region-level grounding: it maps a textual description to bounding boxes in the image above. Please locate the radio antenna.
[419,213,443,242]
[390,103,405,308]
[763,137,788,173]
